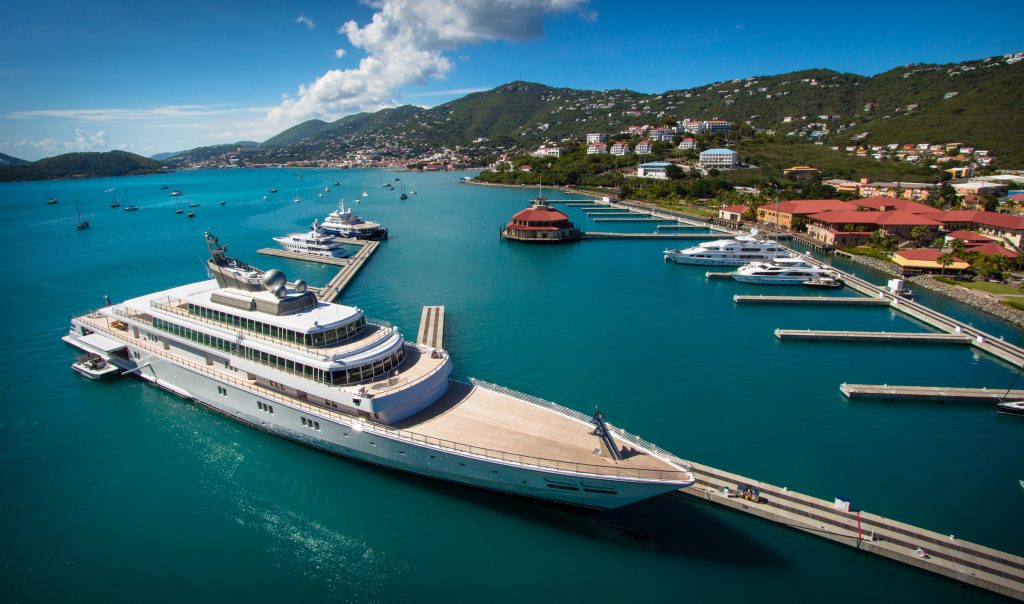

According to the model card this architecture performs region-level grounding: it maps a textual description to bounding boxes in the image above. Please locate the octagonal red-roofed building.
[502,201,581,242]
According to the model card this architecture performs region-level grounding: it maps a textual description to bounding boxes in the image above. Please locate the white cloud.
[3,128,112,155]
[334,48,346,58]
[296,14,316,30]
[5,104,272,122]
[269,0,586,124]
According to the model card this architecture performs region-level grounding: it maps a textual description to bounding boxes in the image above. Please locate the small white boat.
[996,401,1024,416]
[72,354,119,380]
[733,257,837,285]
[803,276,844,289]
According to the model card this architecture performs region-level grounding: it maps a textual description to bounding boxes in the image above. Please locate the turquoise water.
[1,169,1021,603]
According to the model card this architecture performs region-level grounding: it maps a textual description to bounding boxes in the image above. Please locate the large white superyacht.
[664,230,791,266]
[64,233,695,509]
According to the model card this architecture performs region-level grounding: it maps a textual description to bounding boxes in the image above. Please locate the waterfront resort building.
[719,205,750,223]
[699,148,738,169]
[502,199,581,243]
[891,249,970,274]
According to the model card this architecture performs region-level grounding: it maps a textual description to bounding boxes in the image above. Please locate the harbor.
[258,237,380,302]
[13,170,1023,603]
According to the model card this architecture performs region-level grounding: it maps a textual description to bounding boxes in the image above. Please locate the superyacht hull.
[65,332,689,509]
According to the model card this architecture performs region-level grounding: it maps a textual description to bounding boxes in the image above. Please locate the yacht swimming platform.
[675,462,1024,601]
[734,295,890,306]
[840,384,1024,402]
[417,306,445,349]
[775,329,973,344]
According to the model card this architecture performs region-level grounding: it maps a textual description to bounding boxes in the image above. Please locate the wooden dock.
[676,462,1024,601]
[775,329,973,344]
[840,383,1024,402]
[257,238,380,302]
[592,217,676,223]
[417,305,445,349]
[583,232,730,240]
[733,295,891,306]
[705,271,735,279]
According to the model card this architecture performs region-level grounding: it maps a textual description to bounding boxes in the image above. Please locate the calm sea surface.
[1,169,1021,603]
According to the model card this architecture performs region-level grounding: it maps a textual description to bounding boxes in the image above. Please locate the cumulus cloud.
[296,14,316,29]
[334,48,346,58]
[269,0,586,124]
[3,128,111,155]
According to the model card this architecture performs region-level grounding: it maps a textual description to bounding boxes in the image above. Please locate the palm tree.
[937,252,955,276]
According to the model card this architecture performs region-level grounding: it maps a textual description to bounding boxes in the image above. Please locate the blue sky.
[2,0,1022,160]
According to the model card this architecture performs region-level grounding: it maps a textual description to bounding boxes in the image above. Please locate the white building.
[703,120,732,134]
[586,133,608,144]
[533,145,563,158]
[678,137,697,150]
[635,140,653,154]
[698,148,738,169]
[637,162,674,179]
[586,143,608,155]
[610,142,630,156]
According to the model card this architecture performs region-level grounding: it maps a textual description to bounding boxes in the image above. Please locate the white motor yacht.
[273,219,351,258]
[732,257,837,285]
[664,230,791,266]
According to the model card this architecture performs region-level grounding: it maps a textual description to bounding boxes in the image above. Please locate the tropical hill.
[0,151,168,182]
[0,152,29,166]
[246,52,1023,168]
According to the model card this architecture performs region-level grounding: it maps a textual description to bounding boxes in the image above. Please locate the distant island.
[0,152,29,167]
[0,151,169,182]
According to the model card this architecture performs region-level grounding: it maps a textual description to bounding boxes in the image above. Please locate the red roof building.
[805,210,942,247]
[892,249,970,273]
[718,204,750,222]
[968,243,1019,259]
[944,230,993,245]
[853,196,935,214]
[502,201,581,243]
[756,199,858,229]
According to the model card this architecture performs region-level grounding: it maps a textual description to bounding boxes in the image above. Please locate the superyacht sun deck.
[664,230,791,266]
[64,233,694,508]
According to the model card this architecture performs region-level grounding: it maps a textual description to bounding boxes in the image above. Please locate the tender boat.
[664,230,791,266]
[62,232,696,509]
[187,212,195,218]
[188,203,200,208]
[168,190,184,197]
[732,257,838,285]
[273,219,351,257]
[123,205,140,212]
[219,200,226,206]
[996,401,1024,416]
[160,185,169,190]
[320,201,388,240]
[270,187,278,193]
[176,209,184,214]
[72,354,119,380]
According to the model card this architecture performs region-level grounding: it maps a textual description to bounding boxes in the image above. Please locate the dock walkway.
[676,463,1024,601]
[583,232,730,240]
[775,329,973,344]
[840,383,1024,402]
[417,305,445,349]
[734,295,890,306]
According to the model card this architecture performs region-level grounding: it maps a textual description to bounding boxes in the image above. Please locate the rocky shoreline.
[909,275,1024,329]
[833,252,902,277]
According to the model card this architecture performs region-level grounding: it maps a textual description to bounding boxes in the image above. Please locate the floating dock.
[840,383,1024,402]
[733,295,891,306]
[592,217,676,223]
[705,271,735,279]
[582,232,730,240]
[675,462,1024,601]
[257,238,380,302]
[417,305,445,349]
[775,329,973,344]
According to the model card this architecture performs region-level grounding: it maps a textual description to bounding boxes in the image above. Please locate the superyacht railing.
[470,378,695,471]
[148,297,394,357]
[76,313,690,482]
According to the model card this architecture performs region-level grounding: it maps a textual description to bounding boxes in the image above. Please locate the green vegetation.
[475,146,636,187]
[0,152,28,166]
[735,142,936,182]
[0,151,167,182]
[1001,300,1024,312]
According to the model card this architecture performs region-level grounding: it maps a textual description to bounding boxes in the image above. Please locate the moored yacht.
[321,201,389,240]
[62,233,696,509]
[732,257,838,285]
[273,219,351,257]
[664,230,791,266]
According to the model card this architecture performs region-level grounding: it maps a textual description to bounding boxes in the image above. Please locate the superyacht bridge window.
[238,345,406,386]
[186,303,367,347]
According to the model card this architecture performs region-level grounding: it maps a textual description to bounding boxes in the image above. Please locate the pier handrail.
[76,312,692,483]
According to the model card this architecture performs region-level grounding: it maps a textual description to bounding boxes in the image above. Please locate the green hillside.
[0,151,167,182]
[0,152,29,166]
[262,119,330,146]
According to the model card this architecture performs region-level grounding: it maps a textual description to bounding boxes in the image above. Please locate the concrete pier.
[257,238,380,302]
[417,305,446,349]
[676,462,1024,601]
[840,383,1024,402]
[592,217,675,223]
[705,271,735,279]
[775,329,973,344]
[582,232,732,240]
[733,295,891,306]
